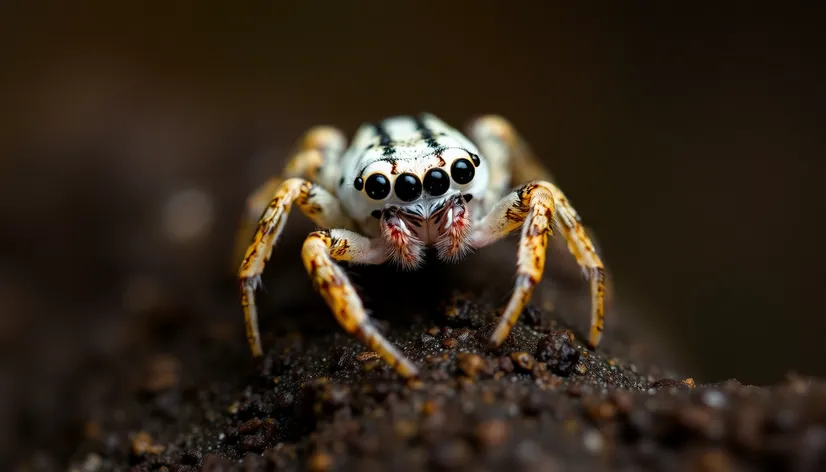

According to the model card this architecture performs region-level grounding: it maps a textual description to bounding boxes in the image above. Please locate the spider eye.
[450,158,475,185]
[423,168,450,196]
[364,173,391,200]
[394,173,422,202]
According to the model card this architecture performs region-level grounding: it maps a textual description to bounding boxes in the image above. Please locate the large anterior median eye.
[365,173,391,200]
[450,158,475,185]
[394,173,422,202]
[423,168,450,196]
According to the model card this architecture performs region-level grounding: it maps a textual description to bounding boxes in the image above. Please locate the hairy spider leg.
[238,179,353,357]
[232,126,348,269]
[470,181,606,348]
[469,115,609,348]
[302,229,419,378]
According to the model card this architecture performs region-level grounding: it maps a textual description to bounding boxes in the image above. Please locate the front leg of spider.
[302,229,419,378]
[471,181,606,349]
[232,126,346,270]
[238,178,351,357]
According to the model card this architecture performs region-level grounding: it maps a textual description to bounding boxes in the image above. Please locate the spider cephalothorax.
[235,113,606,378]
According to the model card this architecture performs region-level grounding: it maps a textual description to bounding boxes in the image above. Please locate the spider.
[235,113,606,379]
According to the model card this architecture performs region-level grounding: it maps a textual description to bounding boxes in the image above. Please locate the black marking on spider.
[372,122,396,157]
[372,122,392,146]
[413,115,442,150]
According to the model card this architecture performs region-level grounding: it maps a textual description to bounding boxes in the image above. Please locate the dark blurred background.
[1,1,823,467]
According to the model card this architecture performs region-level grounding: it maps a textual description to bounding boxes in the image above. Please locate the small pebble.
[535,331,580,377]
[131,431,165,456]
[238,417,262,434]
[521,305,548,330]
[457,353,486,378]
[442,338,459,349]
[510,352,536,372]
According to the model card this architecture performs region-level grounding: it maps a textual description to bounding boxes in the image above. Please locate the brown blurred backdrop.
[1,1,823,466]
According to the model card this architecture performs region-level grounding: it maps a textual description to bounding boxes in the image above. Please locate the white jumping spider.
[235,114,605,378]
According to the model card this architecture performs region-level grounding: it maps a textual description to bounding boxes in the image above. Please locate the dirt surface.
[13,243,826,472]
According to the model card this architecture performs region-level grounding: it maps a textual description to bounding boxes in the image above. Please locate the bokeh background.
[1,1,823,468]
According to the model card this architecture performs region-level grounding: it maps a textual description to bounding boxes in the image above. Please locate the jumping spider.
[235,114,606,378]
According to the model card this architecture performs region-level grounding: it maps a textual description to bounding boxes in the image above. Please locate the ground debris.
[60,287,826,472]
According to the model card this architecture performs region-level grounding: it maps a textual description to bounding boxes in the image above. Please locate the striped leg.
[471,181,606,349]
[238,179,352,357]
[232,126,347,269]
[302,230,419,378]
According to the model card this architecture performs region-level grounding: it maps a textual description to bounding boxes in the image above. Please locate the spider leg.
[471,181,606,349]
[238,178,353,357]
[232,126,347,269]
[302,229,419,378]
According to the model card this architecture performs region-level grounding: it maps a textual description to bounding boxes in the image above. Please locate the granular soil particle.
[39,253,826,472]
